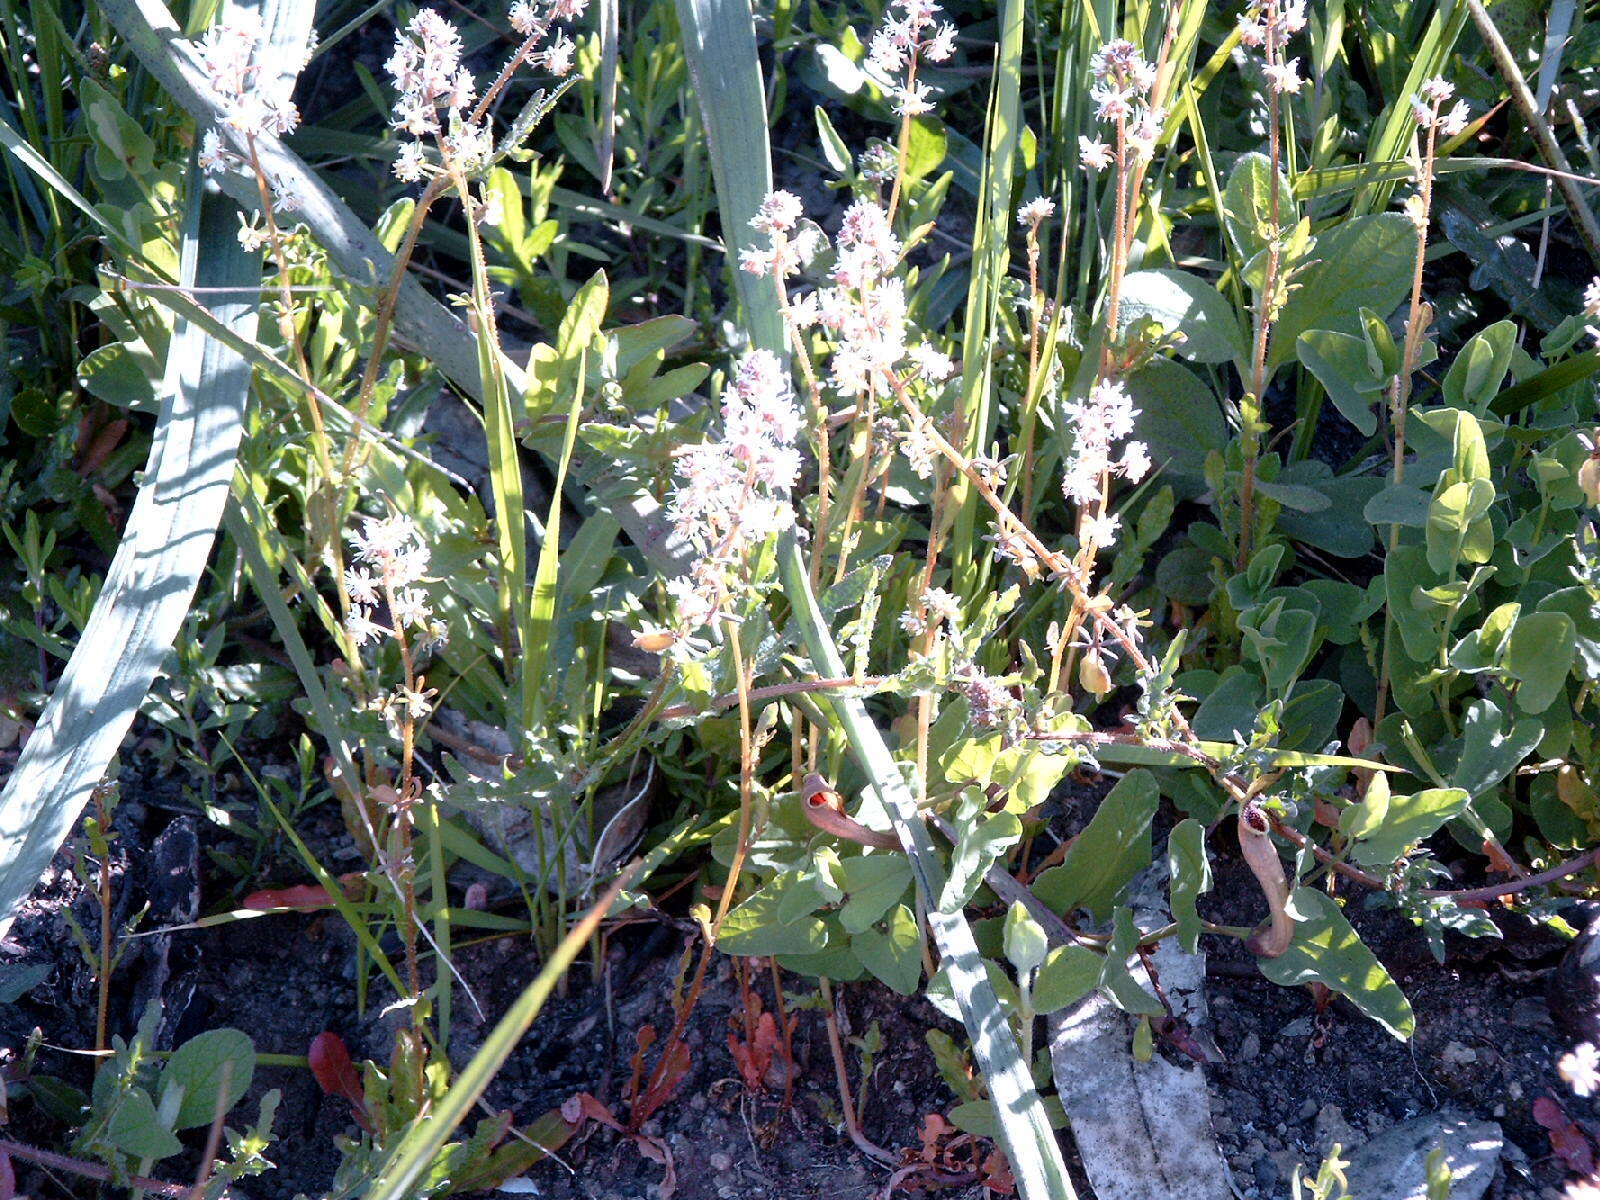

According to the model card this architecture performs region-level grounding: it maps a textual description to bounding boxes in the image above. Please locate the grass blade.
[0,165,256,935]
[365,865,637,1200]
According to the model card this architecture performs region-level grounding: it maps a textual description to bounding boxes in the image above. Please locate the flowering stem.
[1237,11,1285,571]
[711,623,756,934]
[338,176,449,486]
[1375,114,1441,724]
[885,55,921,225]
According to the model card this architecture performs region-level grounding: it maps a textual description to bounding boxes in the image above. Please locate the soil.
[0,745,1585,1200]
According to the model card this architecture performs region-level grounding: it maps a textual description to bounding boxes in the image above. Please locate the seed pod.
[1579,454,1600,508]
[1079,649,1113,697]
[632,627,677,653]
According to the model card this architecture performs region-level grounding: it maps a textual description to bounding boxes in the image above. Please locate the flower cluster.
[866,0,958,117]
[898,586,960,636]
[1410,77,1471,138]
[1059,380,1151,528]
[1237,1,1309,94]
[1080,39,1163,171]
[954,662,1024,740]
[386,3,585,184]
[193,15,306,211]
[344,514,446,656]
[660,351,803,634]
[739,191,823,280]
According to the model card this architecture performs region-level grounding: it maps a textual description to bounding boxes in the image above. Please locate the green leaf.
[1364,484,1432,528]
[1031,944,1103,1014]
[1343,783,1471,869]
[1505,612,1575,714]
[1123,358,1226,497]
[839,854,915,934]
[1270,214,1415,371]
[720,877,829,956]
[942,809,1023,910]
[1425,478,1495,574]
[1031,771,1159,920]
[1442,321,1516,413]
[105,1088,183,1161]
[1296,329,1382,435]
[1116,270,1246,364]
[852,903,923,995]
[1222,152,1294,265]
[0,962,50,1005]
[1166,821,1211,954]
[1258,889,1414,1039]
[162,1028,255,1129]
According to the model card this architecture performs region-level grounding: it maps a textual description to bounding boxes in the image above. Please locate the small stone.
[1298,1097,1318,1122]
[1238,1032,1261,1061]
[1252,1156,1280,1193]
[709,1152,733,1172]
[1280,1017,1314,1038]
[1343,1113,1503,1200]
[1314,1104,1360,1155]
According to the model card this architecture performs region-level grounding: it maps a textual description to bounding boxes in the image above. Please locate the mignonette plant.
[2,0,1599,1195]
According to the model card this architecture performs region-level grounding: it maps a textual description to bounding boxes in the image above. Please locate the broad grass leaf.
[0,166,256,937]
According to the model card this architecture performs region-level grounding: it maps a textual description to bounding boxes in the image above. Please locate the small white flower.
[1420,77,1454,104]
[1079,137,1113,172]
[922,587,960,624]
[923,22,957,62]
[1263,59,1304,94]
[1438,100,1470,138]
[1584,277,1600,318]
[509,0,538,34]
[895,81,934,117]
[346,610,388,647]
[345,568,380,606]
[1560,1042,1600,1097]
[1082,511,1121,547]
[1119,441,1152,483]
[394,141,428,182]
[1016,196,1056,227]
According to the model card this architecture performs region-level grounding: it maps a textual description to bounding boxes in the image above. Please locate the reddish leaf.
[309,1032,369,1132]
[632,1039,691,1126]
[1483,838,1518,876]
[979,1149,1016,1195]
[728,1011,778,1092]
[244,883,334,911]
[1534,1095,1596,1175]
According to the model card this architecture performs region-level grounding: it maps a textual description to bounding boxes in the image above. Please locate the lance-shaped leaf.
[0,0,310,931]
